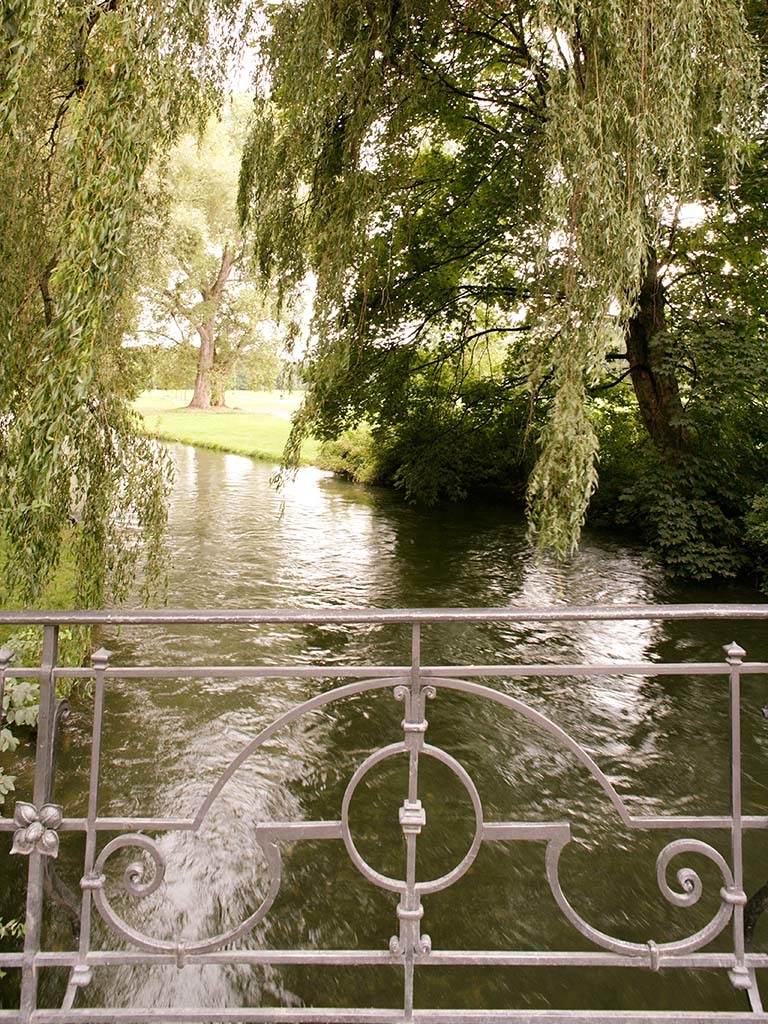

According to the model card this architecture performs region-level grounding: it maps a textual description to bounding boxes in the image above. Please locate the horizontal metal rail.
[1,605,767,1023]
[0,1011,765,1023]
[0,602,766,625]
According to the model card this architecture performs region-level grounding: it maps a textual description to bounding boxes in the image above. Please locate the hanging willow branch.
[0,0,250,606]
[526,0,760,553]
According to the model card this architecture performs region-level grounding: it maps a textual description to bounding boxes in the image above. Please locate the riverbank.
[133,389,322,464]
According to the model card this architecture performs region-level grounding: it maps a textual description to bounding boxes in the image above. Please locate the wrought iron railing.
[1,605,768,1022]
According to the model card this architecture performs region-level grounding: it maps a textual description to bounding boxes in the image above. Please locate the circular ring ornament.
[340,741,483,895]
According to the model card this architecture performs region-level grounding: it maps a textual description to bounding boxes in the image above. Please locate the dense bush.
[591,392,768,588]
[319,384,532,505]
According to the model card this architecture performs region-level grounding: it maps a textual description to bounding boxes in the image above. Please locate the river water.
[4,443,768,1015]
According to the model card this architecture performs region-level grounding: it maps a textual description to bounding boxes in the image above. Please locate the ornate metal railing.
[1,605,768,1022]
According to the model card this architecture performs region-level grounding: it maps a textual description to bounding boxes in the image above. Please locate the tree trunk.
[186,245,237,410]
[209,349,241,407]
[625,255,689,456]
[188,322,215,409]
[210,370,228,408]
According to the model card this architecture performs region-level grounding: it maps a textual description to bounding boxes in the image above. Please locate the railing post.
[399,622,425,1021]
[0,645,13,725]
[62,646,112,1010]
[723,641,750,994]
[18,623,59,1022]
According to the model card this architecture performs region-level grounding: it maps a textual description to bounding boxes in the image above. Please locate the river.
[3,443,768,1016]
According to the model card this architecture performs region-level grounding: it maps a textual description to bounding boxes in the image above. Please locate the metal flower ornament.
[11,802,63,858]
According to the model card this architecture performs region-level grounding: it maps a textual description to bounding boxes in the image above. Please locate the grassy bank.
[0,537,86,679]
[133,390,322,464]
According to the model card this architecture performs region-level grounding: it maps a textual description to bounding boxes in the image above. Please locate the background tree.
[0,0,248,605]
[140,107,279,409]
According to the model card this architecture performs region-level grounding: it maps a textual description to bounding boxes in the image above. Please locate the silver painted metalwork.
[10,802,63,857]
[1,605,768,1023]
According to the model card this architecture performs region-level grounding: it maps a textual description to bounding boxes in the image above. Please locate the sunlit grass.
[133,389,321,464]
[0,538,76,614]
[0,535,80,659]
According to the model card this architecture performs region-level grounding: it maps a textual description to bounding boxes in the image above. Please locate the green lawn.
[133,390,321,464]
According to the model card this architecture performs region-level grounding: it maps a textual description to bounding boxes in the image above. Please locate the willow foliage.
[242,0,761,555]
[527,0,760,550]
[0,0,248,606]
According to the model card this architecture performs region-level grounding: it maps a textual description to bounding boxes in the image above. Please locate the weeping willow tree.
[526,0,760,550]
[240,0,761,556]
[0,0,249,606]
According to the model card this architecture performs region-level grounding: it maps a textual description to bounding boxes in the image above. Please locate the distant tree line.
[128,342,297,393]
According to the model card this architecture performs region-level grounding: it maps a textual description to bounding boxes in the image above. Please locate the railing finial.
[723,642,746,664]
[91,648,112,668]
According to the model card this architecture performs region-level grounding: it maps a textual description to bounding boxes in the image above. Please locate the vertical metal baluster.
[62,647,111,1009]
[47,693,72,808]
[19,624,58,1023]
[399,623,424,1022]
[724,642,750,993]
[0,646,13,727]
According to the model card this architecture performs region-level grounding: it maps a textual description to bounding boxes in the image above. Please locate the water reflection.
[5,444,768,1016]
